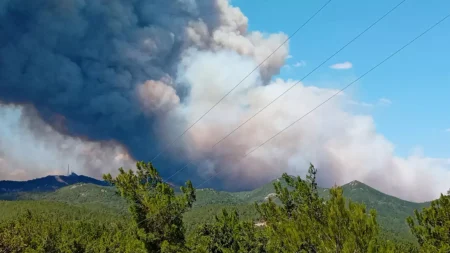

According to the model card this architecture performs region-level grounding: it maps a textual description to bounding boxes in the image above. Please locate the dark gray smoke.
[0,0,288,181]
[0,0,212,158]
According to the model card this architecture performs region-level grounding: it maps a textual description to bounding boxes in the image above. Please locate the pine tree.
[322,187,379,252]
[256,163,380,253]
[189,209,267,253]
[103,161,196,253]
[407,193,450,252]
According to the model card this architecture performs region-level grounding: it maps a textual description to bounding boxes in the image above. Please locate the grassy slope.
[0,180,430,242]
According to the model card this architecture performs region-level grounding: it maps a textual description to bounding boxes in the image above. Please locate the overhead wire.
[150,0,334,163]
[195,11,450,188]
[60,4,450,249]
[115,10,450,244]
[46,4,335,251]
[162,0,408,183]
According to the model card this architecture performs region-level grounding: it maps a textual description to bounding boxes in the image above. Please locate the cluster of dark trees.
[0,162,449,252]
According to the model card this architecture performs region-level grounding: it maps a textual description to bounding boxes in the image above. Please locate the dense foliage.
[407,192,450,252]
[0,202,144,252]
[103,162,196,253]
[0,162,448,252]
[256,164,379,252]
[189,209,267,253]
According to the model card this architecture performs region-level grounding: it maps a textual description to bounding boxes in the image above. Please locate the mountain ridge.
[0,173,431,204]
[0,173,432,243]
[0,173,108,194]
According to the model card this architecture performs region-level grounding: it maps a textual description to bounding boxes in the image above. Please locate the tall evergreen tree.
[407,193,450,252]
[256,164,380,253]
[103,161,196,253]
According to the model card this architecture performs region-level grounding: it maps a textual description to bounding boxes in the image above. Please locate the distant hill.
[190,179,430,242]
[339,180,429,241]
[0,174,431,243]
[0,173,108,200]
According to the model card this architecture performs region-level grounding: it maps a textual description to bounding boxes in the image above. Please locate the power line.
[150,0,333,163]
[66,5,450,250]
[195,11,450,188]
[46,3,333,250]
[162,0,407,183]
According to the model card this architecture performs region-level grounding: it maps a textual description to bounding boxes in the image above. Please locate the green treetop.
[256,163,380,253]
[103,161,196,253]
[407,193,450,252]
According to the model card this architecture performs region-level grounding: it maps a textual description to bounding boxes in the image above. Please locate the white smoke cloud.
[162,49,450,202]
[185,0,289,82]
[0,105,136,180]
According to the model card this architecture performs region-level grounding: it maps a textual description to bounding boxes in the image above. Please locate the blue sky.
[234,0,450,158]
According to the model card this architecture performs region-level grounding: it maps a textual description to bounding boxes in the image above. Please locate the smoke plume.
[0,105,136,180]
[0,0,449,201]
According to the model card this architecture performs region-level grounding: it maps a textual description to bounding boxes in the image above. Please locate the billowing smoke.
[169,50,450,202]
[0,0,449,202]
[0,104,136,180]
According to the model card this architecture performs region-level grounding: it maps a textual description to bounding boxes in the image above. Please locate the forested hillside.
[1,175,428,242]
[1,162,449,252]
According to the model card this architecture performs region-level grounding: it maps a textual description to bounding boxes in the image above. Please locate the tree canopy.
[255,164,379,253]
[1,162,449,253]
[407,193,450,252]
[103,161,196,253]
